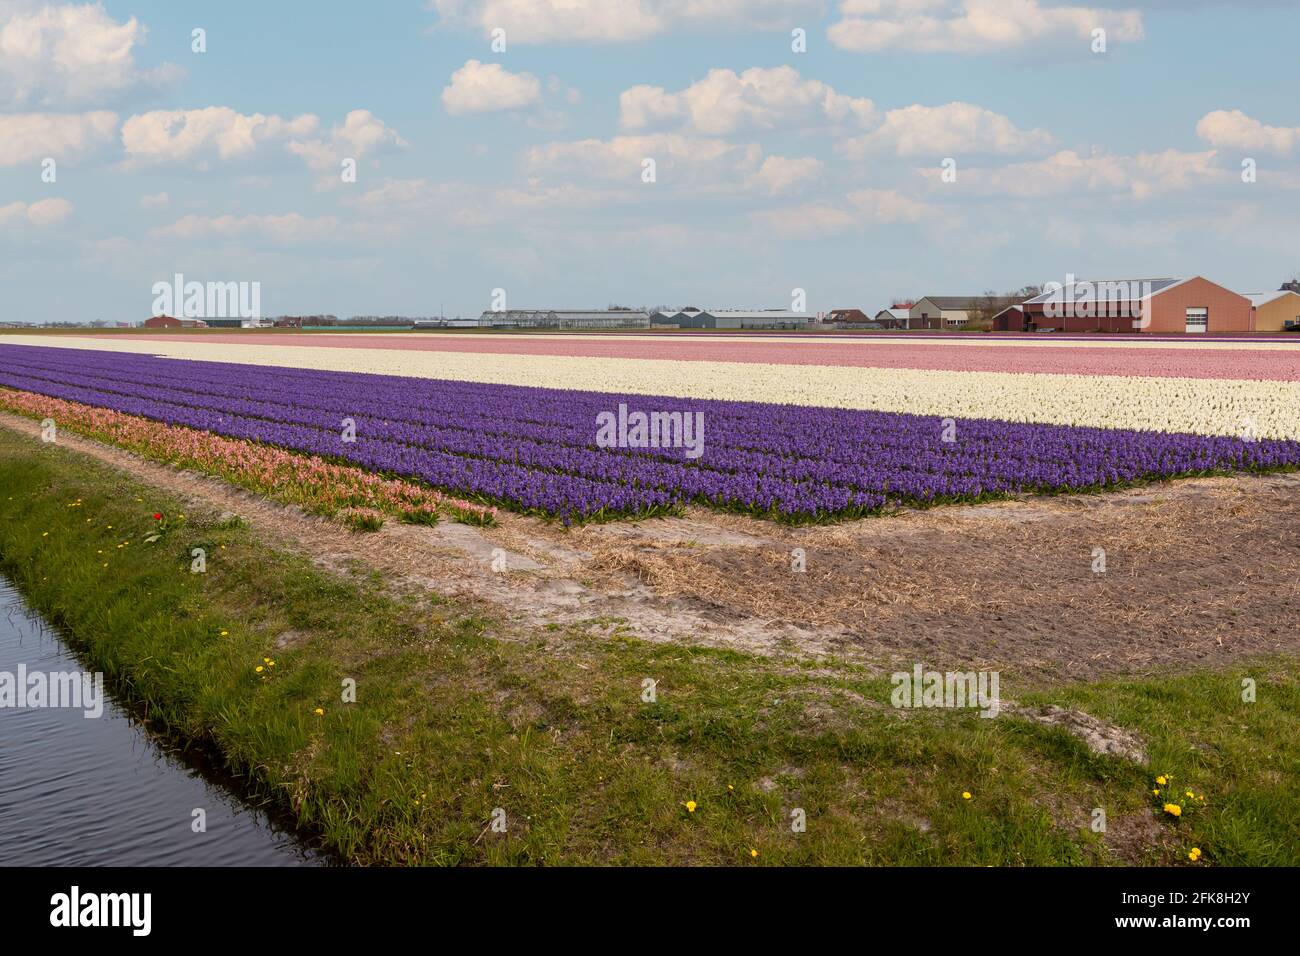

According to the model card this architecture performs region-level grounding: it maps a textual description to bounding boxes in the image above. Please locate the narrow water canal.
[0,577,320,866]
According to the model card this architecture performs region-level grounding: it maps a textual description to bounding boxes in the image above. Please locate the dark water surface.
[0,578,320,866]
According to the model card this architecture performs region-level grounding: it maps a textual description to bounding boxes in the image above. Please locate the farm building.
[827,308,872,326]
[1020,277,1252,333]
[909,296,1019,330]
[872,308,911,329]
[143,315,207,329]
[477,310,650,329]
[651,309,808,330]
[992,305,1026,332]
[204,318,274,329]
[1245,290,1300,331]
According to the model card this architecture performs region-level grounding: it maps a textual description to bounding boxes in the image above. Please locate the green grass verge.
[1,428,1296,865]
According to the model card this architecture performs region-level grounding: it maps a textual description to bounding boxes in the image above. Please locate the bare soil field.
[7,411,1295,684]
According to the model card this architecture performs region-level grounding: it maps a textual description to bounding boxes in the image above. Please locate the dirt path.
[7,411,1298,682]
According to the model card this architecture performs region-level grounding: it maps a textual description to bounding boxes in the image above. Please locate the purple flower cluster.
[3,344,1298,521]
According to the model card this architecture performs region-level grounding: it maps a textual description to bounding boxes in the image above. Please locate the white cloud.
[923,147,1223,198]
[285,109,408,187]
[745,155,823,195]
[846,186,930,221]
[151,212,340,244]
[0,110,117,167]
[620,66,877,135]
[752,188,929,237]
[828,0,1144,54]
[121,107,320,166]
[0,1,180,108]
[344,176,611,230]
[838,101,1055,157]
[441,59,541,115]
[1196,109,1299,156]
[0,196,74,227]
[525,133,763,187]
[427,0,819,44]
[120,106,404,183]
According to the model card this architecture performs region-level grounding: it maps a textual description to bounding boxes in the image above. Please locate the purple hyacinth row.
[2,343,1298,521]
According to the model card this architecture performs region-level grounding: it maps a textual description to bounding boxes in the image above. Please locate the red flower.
[153,512,162,520]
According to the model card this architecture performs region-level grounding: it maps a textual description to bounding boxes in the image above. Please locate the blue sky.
[1,0,1297,322]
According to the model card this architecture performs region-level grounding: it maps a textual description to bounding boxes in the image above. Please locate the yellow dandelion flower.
[685,800,697,813]
[962,791,972,800]
[1156,776,1167,785]
[750,849,758,858]
[255,666,264,673]
[1152,789,1161,796]
[1163,803,1182,818]
[1185,791,1194,798]
[314,707,325,716]
[220,630,228,636]
[1188,847,1201,861]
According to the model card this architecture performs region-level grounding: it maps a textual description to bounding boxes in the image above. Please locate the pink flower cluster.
[0,388,496,525]
[116,331,1300,380]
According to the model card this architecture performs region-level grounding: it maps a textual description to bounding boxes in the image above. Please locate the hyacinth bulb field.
[4,330,1300,879]
[4,341,1300,523]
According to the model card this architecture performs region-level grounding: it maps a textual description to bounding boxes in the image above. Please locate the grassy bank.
[1,427,1296,865]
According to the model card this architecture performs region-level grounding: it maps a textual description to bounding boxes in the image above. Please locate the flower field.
[3,341,1299,522]
[5,333,1300,438]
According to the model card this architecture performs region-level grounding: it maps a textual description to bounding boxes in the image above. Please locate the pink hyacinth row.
[113,331,1300,381]
[0,388,497,525]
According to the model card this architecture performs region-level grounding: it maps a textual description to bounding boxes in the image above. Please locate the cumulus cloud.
[0,1,180,108]
[0,196,74,227]
[121,107,320,166]
[828,0,1144,54]
[922,147,1223,199]
[845,186,930,221]
[151,212,340,244]
[120,106,404,184]
[285,109,408,187]
[619,66,877,135]
[342,176,611,230]
[427,0,819,44]
[0,110,117,166]
[753,188,930,237]
[838,101,1055,157]
[441,59,541,115]
[525,133,763,187]
[1196,109,1299,156]
[745,155,823,195]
